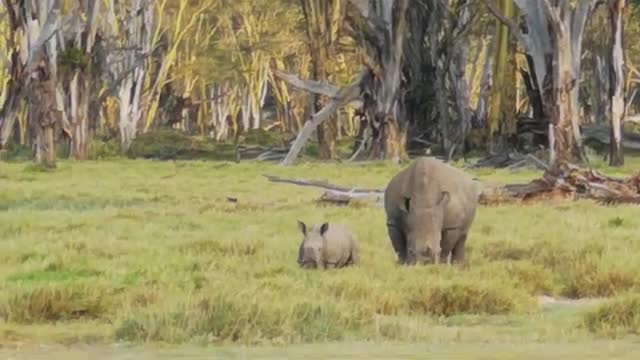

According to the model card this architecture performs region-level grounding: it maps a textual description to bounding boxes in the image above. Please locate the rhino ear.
[400,197,411,213]
[320,222,329,236]
[438,191,450,207]
[298,220,307,235]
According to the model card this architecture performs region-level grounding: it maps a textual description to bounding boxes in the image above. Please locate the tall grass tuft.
[582,294,640,337]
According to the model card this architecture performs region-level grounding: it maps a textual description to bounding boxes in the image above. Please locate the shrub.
[127,129,236,161]
[114,292,372,344]
[511,262,557,295]
[242,128,286,147]
[405,279,535,317]
[560,262,638,299]
[0,143,31,162]
[88,139,122,160]
[0,284,112,323]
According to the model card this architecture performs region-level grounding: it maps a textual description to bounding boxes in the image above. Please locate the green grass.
[1,157,640,354]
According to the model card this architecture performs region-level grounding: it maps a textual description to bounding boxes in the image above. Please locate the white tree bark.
[106,0,153,151]
[608,0,626,166]
[210,83,232,141]
[240,87,251,131]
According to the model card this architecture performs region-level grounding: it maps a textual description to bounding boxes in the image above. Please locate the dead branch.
[481,0,527,46]
[483,164,640,205]
[263,174,384,193]
[275,69,368,166]
[469,152,549,171]
[348,135,368,162]
[272,70,338,98]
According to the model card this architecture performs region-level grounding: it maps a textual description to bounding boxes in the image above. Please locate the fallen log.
[263,174,384,206]
[318,190,384,207]
[263,174,384,194]
[468,152,549,171]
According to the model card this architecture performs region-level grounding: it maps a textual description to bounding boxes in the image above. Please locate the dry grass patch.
[113,292,373,344]
[583,294,640,337]
[405,278,535,317]
[0,284,113,323]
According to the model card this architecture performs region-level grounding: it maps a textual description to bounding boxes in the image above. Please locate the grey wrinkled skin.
[384,157,480,265]
[296,221,360,269]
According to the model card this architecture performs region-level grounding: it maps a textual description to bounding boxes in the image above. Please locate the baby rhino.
[296,221,360,269]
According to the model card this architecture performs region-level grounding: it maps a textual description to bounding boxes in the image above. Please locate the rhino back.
[386,157,478,229]
[416,158,478,229]
[384,163,412,219]
[321,224,356,265]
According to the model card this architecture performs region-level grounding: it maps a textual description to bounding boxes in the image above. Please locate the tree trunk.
[487,0,515,148]
[449,43,472,158]
[31,79,60,169]
[354,0,409,163]
[39,126,56,168]
[314,94,338,160]
[548,33,577,167]
[300,0,341,160]
[474,35,496,130]
[608,0,625,166]
[593,55,609,124]
[67,71,91,160]
[0,51,24,147]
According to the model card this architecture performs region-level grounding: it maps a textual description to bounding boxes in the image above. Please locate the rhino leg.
[451,233,468,264]
[439,249,451,264]
[439,230,456,264]
[386,222,407,264]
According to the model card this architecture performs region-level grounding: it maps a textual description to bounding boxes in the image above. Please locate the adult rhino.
[384,157,480,265]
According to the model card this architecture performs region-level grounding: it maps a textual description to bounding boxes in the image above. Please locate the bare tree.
[31,74,61,168]
[58,0,102,160]
[608,0,626,166]
[299,0,344,160]
[484,0,599,169]
[0,0,63,168]
[275,0,410,165]
[102,0,155,151]
[346,0,409,162]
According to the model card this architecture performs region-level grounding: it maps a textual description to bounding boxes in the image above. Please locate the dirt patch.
[538,295,606,308]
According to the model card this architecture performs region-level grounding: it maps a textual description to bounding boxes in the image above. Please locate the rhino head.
[399,191,450,265]
[297,221,328,269]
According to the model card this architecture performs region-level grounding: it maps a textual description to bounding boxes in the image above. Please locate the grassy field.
[1,157,640,357]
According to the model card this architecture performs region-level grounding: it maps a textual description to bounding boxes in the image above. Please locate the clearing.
[1,158,640,358]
